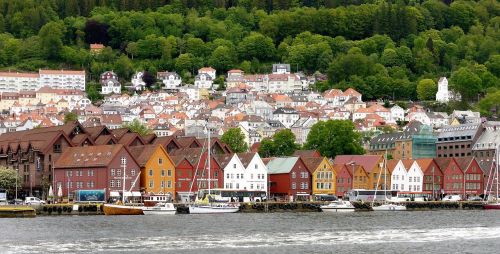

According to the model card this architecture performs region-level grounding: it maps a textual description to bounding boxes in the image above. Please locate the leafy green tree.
[258,138,274,158]
[0,167,21,193]
[221,128,248,153]
[208,46,235,73]
[122,119,153,136]
[237,32,276,61]
[304,120,364,158]
[451,67,482,102]
[39,21,65,60]
[477,89,500,118]
[272,129,299,156]
[64,112,78,124]
[417,79,438,101]
[114,55,134,81]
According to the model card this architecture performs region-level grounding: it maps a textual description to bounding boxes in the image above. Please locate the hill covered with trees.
[0,0,498,102]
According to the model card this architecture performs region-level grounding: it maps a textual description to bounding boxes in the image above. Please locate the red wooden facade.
[269,157,311,201]
[416,158,443,198]
[333,164,352,198]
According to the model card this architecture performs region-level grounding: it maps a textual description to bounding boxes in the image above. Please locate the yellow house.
[129,144,176,199]
[333,155,390,190]
[352,165,370,190]
[303,157,336,197]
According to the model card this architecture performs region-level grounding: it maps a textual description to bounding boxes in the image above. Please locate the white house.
[391,105,405,122]
[239,152,268,195]
[194,73,213,89]
[198,67,216,80]
[157,71,182,89]
[130,71,146,91]
[389,160,407,192]
[404,160,423,193]
[218,153,267,200]
[179,85,200,101]
[0,69,85,92]
[273,107,299,128]
[101,79,121,95]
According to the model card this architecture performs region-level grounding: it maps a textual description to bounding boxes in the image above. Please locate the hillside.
[0,0,498,102]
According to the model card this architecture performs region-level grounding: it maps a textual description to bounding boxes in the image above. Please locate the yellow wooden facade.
[311,158,336,196]
[140,145,176,198]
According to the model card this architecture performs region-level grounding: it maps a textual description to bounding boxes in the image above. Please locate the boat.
[142,203,177,215]
[187,123,239,214]
[103,159,143,215]
[371,151,406,211]
[372,203,407,211]
[484,145,500,210]
[103,203,144,215]
[320,200,355,212]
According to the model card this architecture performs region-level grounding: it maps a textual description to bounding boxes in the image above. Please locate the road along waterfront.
[1,210,499,254]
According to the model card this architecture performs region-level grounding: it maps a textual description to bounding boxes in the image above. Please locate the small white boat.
[142,203,177,215]
[320,200,355,212]
[372,203,407,211]
[189,203,240,214]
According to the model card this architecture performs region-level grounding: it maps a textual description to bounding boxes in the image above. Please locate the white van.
[25,197,46,205]
[442,195,461,202]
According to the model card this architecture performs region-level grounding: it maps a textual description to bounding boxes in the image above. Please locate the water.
[1,210,499,254]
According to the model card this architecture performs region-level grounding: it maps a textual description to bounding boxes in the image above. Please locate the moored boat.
[372,203,407,211]
[142,203,177,215]
[189,203,240,214]
[484,202,500,210]
[320,200,355,212]
[103,203,144,215]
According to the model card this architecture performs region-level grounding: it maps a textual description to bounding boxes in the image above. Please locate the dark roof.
[454,157,474,172]
[128,144,164,167]
[94,135,117,145]
[333,155,382,173]
[214,153,234,169]
[237,152,256,168]
[302,157,326,173]
[111,128,131,140]
[273,107,298,115]
[54,144,125,168]
[293,150,321,158]
[434,158,453,170]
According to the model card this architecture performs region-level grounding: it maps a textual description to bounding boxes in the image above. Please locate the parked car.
[467,196,482,201]
[8,199,23,205]
[25,197,46,205]
[442,195,462,202]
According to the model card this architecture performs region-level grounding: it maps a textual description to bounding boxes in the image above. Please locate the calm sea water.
[1,210,499,254]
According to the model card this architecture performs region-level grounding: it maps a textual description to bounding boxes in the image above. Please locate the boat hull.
[189,205,239,214]
[142,209,176,215]
[103,204,144,215]
[484,203,500,210]
[372,204,407,211]
[321,207,355,212]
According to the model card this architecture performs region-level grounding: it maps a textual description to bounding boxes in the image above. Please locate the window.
[292,182,296,189]
[53,144,62,153]
[158,158,163,164]
[131,169,136,176]
[111,169,115,176]
[167,181,172,188]
[149,180,154,188]
[121,157,127,165]
[110,180,115,187]
[233,164,236,169]
[161,181,165,188]
[226,173,230,179]
[255,164,258,169]
[292,172,296,178]
[67,171,73,177]
[251,174,254,179]
[149,169,153,176]
[161,170,165,177]
[116,169,121,177]
[250,184,254,189]
[117,180,121,188]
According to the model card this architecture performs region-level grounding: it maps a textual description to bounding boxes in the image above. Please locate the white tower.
[436,77,449,103]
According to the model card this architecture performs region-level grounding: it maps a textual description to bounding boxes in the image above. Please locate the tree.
[451,67,482,102]
[114,55,133,81]
[84,20,110,45]
[39,21,65,60]
[142,71,156,89]
[122,119,153,136]
[221,128,248,153]
[304,120,364,158]
[477,89,500,118]
[258,138,275,158]
[237,32,276,61]
[0,167,21,193]
[271,129,299,156]
[64,112,78,124]
[417,79,437,101]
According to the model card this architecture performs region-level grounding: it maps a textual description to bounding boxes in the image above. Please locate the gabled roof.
[111,128,131,140]
[415,158,436,173]
[333,155,383,173]
[434,157,454,170]
[54,144,125,168]
[401,159,416,171]
[72,133,95,146]
[454,157,475,172]
[293,150,321,158]
[94,135,117,145]
[214,153,234,169]
[237,152,257,168]
[128,144,167,167]
[118,133,145,147]
[302,157,327,173]
[267,157,299,174]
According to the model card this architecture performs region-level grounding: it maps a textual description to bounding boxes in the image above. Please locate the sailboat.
[188,123,239,214]
[371,152,406,211]
[103,160,144,215]
[484,145,500,210]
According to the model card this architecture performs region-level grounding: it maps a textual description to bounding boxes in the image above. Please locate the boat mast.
[497,145,499,202]
[207,120,211,196]
[384,150,387,199]
[122,158,126,204]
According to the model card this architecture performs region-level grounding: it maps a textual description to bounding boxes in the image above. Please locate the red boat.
[484,203,500,210]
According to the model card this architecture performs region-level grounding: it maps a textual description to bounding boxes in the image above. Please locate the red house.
[54,144,141,200]
[333,164,352,198]
[266,157,311,201]
[415,158,443,200]
[436,158,463,195]
[455,157,484,197]
[170,148,223,200]
[170,155,194,202]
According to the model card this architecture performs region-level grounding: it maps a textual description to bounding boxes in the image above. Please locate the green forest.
[0,0,498,103]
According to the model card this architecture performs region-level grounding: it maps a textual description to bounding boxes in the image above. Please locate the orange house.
[129,144,176,199]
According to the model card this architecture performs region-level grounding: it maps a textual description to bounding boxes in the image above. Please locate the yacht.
[320,200,355,212]
[142,203,177,215]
